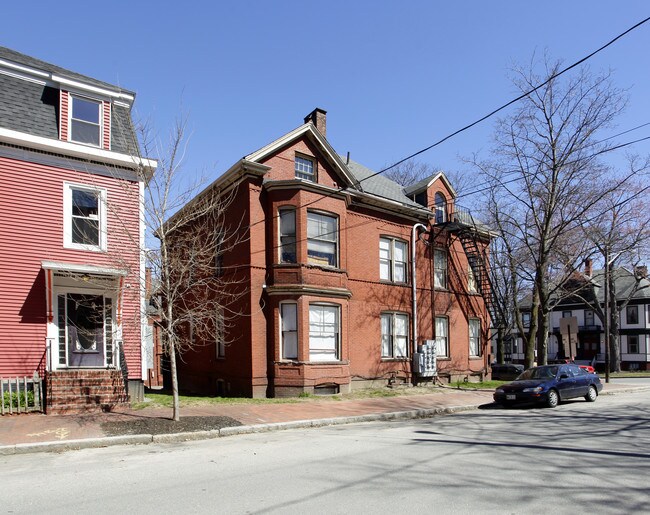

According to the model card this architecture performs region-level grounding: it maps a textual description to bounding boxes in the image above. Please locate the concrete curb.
[0,403,479,455]
[0,386,646,456]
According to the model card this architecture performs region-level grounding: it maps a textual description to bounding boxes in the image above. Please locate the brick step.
[48,392,127,400]
[47,392,128,403]
[48,370,122,378]
[48,389,127,398]
[48,379,125,387]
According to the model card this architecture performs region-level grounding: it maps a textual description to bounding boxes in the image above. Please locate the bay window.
[307,212,338,267]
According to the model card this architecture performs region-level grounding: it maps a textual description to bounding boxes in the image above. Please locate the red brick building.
[176,109,492,397]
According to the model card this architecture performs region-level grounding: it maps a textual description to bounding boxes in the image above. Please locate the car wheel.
[585,385,598,402]
[546,389,559,408]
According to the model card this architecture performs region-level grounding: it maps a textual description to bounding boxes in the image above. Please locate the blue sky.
[4,1,649,193]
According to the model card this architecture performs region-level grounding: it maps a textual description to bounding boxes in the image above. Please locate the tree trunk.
[496,326,505,364]
[169,338,181,422]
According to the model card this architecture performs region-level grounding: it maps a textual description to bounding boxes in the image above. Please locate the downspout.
[411,223,428,378]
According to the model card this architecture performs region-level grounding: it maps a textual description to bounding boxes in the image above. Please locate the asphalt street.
[2,390,649,514]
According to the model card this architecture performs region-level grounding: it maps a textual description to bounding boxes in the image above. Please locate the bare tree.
[477,55,628,368]
[139,118,246,421]
[579,168,650,371]
[384,159,473,198]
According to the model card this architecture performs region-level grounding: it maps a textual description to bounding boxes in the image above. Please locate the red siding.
[0,154,143,378]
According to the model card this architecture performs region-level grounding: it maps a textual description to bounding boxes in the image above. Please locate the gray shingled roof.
[403,173,437,195]
[344,158,422,208]
[0,46,135,96]
[0,47,138,155]
[589,268,650,302]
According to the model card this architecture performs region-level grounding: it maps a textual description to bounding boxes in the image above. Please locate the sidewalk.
[1,383,646,455]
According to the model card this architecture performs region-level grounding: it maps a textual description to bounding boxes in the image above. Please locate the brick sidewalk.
[0,383,643,448]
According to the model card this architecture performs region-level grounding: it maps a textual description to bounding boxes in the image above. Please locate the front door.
[65,293,107,367]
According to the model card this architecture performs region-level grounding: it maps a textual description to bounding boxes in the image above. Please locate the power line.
[359,16,650,184]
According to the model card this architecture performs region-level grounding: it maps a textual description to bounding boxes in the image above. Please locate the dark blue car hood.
[501,380,548,392]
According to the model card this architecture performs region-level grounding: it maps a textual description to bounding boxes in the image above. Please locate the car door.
[571,365,590,397]
[555,365,577,399]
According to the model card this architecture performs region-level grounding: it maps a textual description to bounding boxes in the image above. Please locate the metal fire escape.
[435,206,505,330]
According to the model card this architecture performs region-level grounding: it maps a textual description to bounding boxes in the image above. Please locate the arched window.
[435,193,447,223]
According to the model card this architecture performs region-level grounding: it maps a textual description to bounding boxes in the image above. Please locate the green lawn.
[134,382,504,410]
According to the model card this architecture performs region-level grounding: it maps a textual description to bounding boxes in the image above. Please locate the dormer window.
[435,192,447,223]
[70,95,101,146]
[295,155,315,181]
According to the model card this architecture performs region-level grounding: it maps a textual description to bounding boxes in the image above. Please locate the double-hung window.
[295,155,315,181]
[435,316,449,357]
[467,259,477,293]
[70,95,102,147]
[280,303,298,360]
[379,237,407,283]
[627,306,639,325]
[307,212,338,267]
[434,249,447,289]
[64,183,106,251]
[584,310,595,326]
[469,319,481,356]
[279,209,297,263]
[628,335,639,354]
[434,193,447,223]
[381,312,408,358]
[309,304,339,361]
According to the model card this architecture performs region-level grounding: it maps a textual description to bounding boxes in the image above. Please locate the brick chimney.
[584,258,592,278]
[304,108,327,137]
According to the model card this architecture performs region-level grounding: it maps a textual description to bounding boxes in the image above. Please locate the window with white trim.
[469,318,481,356]
[584,309,595,326]
[307,211,338,267]
[627,305,639,325]
[295,155,315,181]
[381,312,409,358]
[280,303,298,360]
[379,237,408,283]
[435,316,449,357]
[309,304,340,361]
[64,183,106,251]
[279,209,297,263]
[467,259,477,293]
[522,312,531,327]
[70,95,102,146]
[435,192,447,223]
[434,249,447,289]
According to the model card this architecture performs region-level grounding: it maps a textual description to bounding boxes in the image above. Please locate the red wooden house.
[175,109,493,397]
[0,47,156,413]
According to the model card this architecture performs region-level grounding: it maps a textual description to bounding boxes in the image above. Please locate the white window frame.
[435,192,447,223]
[381,312,409,358]
[63,182,107,252]
[295,155,315,181]
[467,261,477,293]
[584,309,595,326]
[279,208,297,264]
[434,249,447,289]
[69,94,103,147]
[627,305,639,325]
[280,302,298,360]
[522,312,531,327]
[379,237,408,283]
[469,318,481,357]
[435,316,449,357]
[308,303,340,362]
[307,211,338,268]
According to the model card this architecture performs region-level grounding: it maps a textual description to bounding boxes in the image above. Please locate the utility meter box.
[415,340,437,377]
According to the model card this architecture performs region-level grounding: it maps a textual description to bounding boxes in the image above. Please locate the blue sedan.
[493,364,603,408]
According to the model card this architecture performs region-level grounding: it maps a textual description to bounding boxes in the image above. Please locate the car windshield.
[516,366,559,381]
